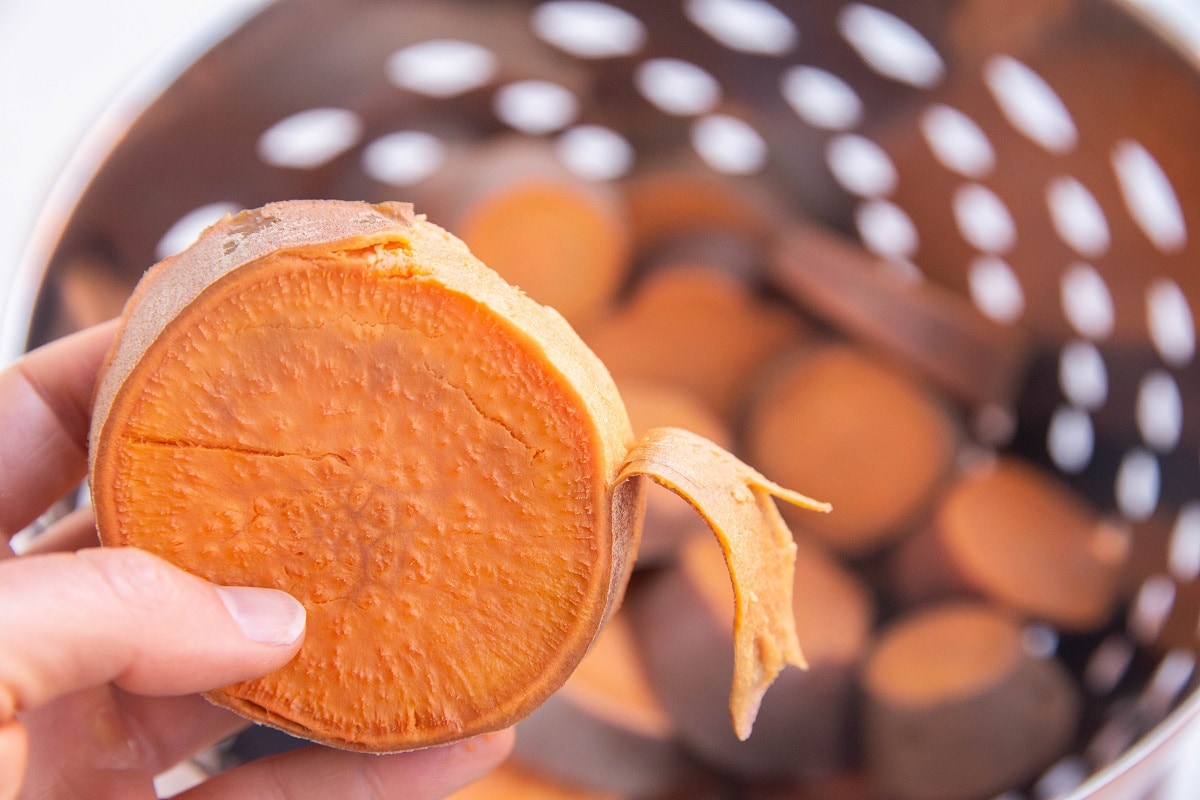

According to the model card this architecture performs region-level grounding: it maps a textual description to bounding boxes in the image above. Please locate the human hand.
[0,321,513,799]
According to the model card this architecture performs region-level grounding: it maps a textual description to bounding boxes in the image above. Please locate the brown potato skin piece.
[618,380,733,568]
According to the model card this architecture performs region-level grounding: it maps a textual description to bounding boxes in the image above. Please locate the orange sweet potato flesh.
[88,200,825,751]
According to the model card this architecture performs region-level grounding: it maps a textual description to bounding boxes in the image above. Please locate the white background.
[0,0,270,350]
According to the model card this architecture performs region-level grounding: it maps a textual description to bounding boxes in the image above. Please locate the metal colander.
[7,0,1200,797]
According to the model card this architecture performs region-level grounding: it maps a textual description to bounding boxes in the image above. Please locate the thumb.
[0,547,305,717]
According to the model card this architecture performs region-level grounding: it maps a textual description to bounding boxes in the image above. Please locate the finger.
[177,729,515,800]
[0,720,27,800]
[0,320,117,539]
[16,505,99,556]
[0,547,305,716]
[17,686,250,798]
[112,689,249,773]
[17,685,159,800]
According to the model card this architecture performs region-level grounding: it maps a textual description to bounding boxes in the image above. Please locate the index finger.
[0,321,118,539]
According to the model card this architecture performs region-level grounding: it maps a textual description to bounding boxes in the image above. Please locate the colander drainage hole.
[953,183,1016,255]
[257,107,362,169]
[854,198,919,261]
[156,202,243,261]
[1032,757,1088,799]
[1168,503,1200,582]
[825,133,897,198]
[920,104,995,178]
[635,58,722,117]
[1131,575,1176,644]
[1061,264,1115,341]
[1111,139,1188,254]
[1115,448,1160,521]
[1058,340,1107,411]
[967,255,1025,324]
[837,2,945,88]
[386,39,497,98]
[493,79,579,134]
[1083,633,1135,695]
[984,55,1078,154]
[530,1,645,59]
[690,114,767,175]
[684,0,797,55]
[1146,278,1196,366]
[1135,370,1182,453]
[1047,405,1095,474]
[1046,176,1111,259]
[361,131,446,187]
[780,65,863,131]
[555,125,634,182]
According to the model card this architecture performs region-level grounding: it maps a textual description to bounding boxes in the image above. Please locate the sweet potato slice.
[433,137,633,327]
[890,457,1124,631]
[512,609,695,799]
[621,160,781,257]
[744,343,959,555]
[88,200,826,752]
[580,266,805,422]
[862,602,1081,800]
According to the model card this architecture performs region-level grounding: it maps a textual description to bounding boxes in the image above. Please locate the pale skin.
[0,321,514,799]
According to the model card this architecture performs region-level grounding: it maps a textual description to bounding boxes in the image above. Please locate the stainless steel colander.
[5,1,1200,797]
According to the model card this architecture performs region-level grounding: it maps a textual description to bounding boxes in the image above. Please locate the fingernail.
[215,586,306,645]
